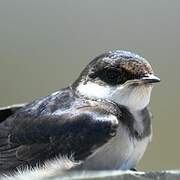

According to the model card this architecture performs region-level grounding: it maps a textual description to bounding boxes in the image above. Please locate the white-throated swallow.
[0,50,160,173]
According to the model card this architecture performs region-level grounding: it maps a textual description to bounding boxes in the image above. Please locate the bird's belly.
[79,125,151,170]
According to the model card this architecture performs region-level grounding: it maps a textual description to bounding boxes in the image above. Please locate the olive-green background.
[0,0,179,171]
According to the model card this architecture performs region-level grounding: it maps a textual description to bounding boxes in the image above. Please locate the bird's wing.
[0,105,119,172]
[0,103,26,123]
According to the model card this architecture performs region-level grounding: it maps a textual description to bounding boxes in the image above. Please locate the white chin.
[110,84,153,110]
[76,82,153,111]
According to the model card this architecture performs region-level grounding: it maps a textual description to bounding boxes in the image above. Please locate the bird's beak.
[141,74,161,84]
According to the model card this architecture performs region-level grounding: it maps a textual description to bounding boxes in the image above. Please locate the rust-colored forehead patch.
[120,60,154,76]
[103,50,154,76]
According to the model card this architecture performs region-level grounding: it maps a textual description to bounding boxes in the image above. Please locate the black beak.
[141,74,161,84]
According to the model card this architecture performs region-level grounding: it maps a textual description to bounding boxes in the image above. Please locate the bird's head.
[73,50,160,111]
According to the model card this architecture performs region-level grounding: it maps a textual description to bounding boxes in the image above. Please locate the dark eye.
[106,68,119,82]
[89,67,124,85]
[96,68,121,85]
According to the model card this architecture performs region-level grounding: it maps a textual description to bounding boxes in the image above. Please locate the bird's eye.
[106,68,119,82]
[89,67,125,85]
[96,68,121,85]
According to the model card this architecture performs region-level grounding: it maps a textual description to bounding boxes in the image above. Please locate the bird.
[0,50,160,175]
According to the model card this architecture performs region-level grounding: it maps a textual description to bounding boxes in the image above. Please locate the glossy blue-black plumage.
[0,88,120,172]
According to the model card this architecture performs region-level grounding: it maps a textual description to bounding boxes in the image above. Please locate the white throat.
[76,81,153,111]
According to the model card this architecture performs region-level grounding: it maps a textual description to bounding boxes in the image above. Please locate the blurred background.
[0,0,179,171]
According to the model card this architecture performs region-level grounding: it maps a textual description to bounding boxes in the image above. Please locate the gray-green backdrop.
[0,0,179,171]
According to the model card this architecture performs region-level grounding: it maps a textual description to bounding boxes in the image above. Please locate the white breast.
[78,122,151,170]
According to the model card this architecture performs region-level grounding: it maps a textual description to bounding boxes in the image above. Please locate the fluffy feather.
[1,156,80,180]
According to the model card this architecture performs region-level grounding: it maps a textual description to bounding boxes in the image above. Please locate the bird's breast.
[78,123,151,170]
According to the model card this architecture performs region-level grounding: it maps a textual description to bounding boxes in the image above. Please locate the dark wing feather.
[0,105,119,172]
[0,104,26,123]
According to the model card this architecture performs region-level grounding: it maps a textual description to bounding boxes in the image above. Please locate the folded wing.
[0,105,119,173]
